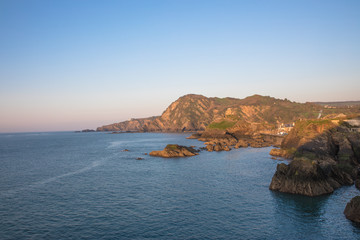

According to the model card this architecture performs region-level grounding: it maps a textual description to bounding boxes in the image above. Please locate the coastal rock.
[355,179,360,190]
[344,196,360,223]
[249,138,272,148]
[205,141,231,152]
[186,133,202,139]
[81,129,95,132]
[198,129,237,142]
[149,144,199,158]
[234,139,248,148]
[202,134,278,152]
[206,144,214,152]
[269,148,293,158]
[270,119,360,196]
[269,159,341,196]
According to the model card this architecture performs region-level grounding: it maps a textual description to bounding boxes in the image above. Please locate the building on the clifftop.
[345,118,360,133]
[277,122,295,135]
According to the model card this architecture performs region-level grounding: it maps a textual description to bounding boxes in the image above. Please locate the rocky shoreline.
[268,119,360,197]
[188,129,283,152]
[115,114,360,223]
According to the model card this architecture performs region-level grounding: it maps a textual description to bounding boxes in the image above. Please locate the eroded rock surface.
[344,196,360,223]
[149,144,199,158]
[269,158,353,196]
[270,120,360,196]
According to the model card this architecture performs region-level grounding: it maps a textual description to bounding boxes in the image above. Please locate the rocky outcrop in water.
[192,128,282,152]
[269,120,360,196]
[149,144,199,158]
[344,196,360,223]
[269,158,353,196]
[81,129,95,132]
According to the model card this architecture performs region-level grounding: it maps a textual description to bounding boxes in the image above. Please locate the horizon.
[1,0,360,132]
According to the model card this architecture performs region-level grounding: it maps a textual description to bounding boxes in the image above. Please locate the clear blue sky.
[1,0,359,132]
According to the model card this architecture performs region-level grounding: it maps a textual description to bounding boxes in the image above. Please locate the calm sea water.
[0,132,359,239]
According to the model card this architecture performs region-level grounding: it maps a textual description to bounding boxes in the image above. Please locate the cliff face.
[97,116,158,131]
[269,120,360,196]
[97,94,334,132]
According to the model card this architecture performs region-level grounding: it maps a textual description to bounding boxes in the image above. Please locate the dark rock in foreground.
[269,119,360,196]
[344,196,360,223]
[355,179,360,190]
[269,158,353,196]
[149,144,199,158]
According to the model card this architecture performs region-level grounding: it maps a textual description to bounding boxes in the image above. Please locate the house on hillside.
[345,118,360,133]
[277,122,295,135]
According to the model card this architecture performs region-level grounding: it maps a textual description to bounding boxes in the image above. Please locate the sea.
[0,132,359,240]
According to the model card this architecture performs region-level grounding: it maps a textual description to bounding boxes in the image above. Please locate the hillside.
[312,101,360,107]
[97,94,360,133]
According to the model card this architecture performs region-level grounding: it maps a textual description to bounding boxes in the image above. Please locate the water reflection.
[271,191,330,238]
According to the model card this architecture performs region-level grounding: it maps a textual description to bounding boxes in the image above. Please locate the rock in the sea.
[269,158,349,196]
[206,144,214,152]
[205,141,231,152]
[186,133,202,139]
[136,157,144,160]
[81,129,95,132]
[122,149,130,152]
[269,148,294,158]
[234,139,248,148]
[344,196,360,223]
[149,144,199,158]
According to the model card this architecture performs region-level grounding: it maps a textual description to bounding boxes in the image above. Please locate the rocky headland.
[269,119,360,196]
[97,94,358,133]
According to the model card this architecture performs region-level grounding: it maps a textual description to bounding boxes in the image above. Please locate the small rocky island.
[149,144,199,158]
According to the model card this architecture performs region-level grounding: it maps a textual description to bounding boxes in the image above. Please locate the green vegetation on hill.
[208,120,236,130]
[97,94,360,132]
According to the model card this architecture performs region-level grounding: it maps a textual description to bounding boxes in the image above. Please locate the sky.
[0,0,359,132]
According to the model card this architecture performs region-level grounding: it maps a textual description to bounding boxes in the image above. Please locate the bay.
[0,132,359,239]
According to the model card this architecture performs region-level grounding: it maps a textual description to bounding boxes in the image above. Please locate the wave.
[0,159,106,198]
[107,138,165,148]
[35,160,102,185]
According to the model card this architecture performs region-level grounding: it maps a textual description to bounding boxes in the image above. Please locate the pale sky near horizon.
[1,0,359,132]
